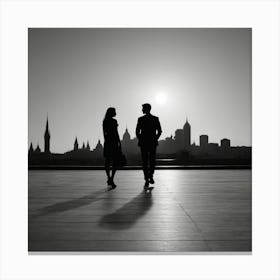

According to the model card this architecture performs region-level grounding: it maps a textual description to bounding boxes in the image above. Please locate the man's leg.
[149,146,157,183]
[141,147,149,183]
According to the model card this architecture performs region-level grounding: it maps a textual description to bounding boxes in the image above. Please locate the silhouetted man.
[136,103,162,189]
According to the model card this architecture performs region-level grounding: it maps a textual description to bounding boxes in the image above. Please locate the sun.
[155,92,168,105]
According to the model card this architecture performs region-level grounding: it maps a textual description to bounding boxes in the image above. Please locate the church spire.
[45,113,50,135]
[46,114,49,130]
[44,115,50,153]
[74,137,79,151]
[45,120,48,133]
[29,142,34,154]
[86,140,90,150]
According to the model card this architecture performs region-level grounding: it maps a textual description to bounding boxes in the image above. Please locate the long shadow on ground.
[30,189,106,218]
[98,190,153,230]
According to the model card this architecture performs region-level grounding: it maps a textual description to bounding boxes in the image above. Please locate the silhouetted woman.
[103,107,121,189]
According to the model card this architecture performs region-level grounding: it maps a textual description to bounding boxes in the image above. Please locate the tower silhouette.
[29,142,34,155]
[122,127,131,142]
[35,143,41,153]
[200,134,209,148]
[74,137,79,151]
[44,116,51,153]
[95,139,103,152]
[86,141,90,151]
[183,117,191,147]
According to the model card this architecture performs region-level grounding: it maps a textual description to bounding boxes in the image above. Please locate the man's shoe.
[111,181,117,189]
[144,180,149,190]
[149,177,155,184]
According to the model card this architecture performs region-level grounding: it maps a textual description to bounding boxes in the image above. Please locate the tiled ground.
[28,170,251,252]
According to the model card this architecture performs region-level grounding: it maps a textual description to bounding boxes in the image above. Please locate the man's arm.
[136,118,141,139]
[156,117,162,140]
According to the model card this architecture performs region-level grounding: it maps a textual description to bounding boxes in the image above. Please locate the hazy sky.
[29,28,251,153]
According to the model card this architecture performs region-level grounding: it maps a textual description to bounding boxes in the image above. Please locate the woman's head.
[104,107,116,119]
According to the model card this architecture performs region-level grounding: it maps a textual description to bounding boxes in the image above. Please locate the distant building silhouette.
[221,138,230,149]
[86,141,90,151]
[158,135,176,154]
[174,129,184,151]
[121,128,138,156]
[208,143,219,149]
[183,117,191,147]
[74,137,79,151]
[44,117,50,153]
[28,114,251,167]
[35,143,41,154]
[123,127,131,142]
[93,139,103,157]
[29,143,34,156]
[200,135,209,148]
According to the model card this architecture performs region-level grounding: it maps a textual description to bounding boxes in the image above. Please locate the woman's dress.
[103,118,120,158]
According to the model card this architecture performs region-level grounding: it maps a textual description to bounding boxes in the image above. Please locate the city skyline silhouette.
[29,113,251,155]
[29,114,251,168]
[29,28,251,153]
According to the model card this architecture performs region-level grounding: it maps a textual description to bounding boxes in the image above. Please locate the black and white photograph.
[1,0,280,279]
[28,28,252,252]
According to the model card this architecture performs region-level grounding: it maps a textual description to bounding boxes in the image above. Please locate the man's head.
[142,103,151,114]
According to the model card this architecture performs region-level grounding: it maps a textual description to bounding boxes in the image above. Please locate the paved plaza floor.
[28,169,251,252]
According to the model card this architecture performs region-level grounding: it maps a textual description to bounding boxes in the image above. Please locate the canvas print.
[28,28,252,252]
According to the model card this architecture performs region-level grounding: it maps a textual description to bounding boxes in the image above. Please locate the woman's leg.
[110,158,118,188]
[111,158,117,181]
[105,158,111,181]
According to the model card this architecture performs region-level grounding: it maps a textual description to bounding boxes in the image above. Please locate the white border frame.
[1,0,279,279]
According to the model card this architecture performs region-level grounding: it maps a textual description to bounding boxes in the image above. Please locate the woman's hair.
[104,107,116,121]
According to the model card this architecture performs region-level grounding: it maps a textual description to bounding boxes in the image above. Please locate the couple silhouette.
[103,103,162,190]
